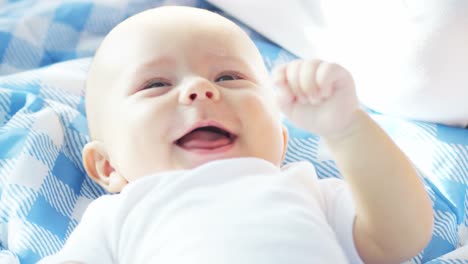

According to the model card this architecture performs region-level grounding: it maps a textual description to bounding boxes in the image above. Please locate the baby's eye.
[215,73,242,82]
[144,80,171,89]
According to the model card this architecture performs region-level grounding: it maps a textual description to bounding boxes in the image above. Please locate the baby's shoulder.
[281,161,319,180]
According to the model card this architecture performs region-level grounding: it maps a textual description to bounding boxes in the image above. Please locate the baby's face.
[85,7,287,187]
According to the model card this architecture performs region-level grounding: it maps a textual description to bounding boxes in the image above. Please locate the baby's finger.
[315,62,343,99]
[299,60,322,104]
[273,64,296,104]
[286,60,307,103]
[272,64,287,87]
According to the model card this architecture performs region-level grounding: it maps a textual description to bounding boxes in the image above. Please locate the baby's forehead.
[89,7,267,86]
[98,12,255,61]
[109,7,243,40]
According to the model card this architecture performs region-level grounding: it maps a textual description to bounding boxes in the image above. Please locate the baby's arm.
[274,60,433,264]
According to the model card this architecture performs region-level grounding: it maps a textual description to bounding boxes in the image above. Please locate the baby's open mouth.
[175,126,237,150]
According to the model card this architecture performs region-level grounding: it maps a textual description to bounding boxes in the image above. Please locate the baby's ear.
[82,141,128,193]
[281,125,289,163]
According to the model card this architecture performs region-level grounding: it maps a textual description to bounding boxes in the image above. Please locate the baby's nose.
[189,91,214,101]
[180,79,220,104]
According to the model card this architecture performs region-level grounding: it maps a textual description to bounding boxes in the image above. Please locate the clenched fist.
[273,59,360,138]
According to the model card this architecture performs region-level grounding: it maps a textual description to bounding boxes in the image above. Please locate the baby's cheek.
[240,92,282,136]
[116,106,170,173]
[241,89,275,112]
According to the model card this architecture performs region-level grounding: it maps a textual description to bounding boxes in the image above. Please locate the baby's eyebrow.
[129,56,176,73]
[207,54,247,64]
[206,54,256,72]
[119,57,177,93]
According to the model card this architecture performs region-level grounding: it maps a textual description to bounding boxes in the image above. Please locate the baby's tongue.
[178,130,231,149]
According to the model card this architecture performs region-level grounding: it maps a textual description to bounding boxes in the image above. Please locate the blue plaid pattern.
[0,0,467,263]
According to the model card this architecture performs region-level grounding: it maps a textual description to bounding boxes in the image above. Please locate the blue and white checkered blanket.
[0,1,467,263]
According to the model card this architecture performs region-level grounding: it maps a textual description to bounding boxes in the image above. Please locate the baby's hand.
[273,59,360,138]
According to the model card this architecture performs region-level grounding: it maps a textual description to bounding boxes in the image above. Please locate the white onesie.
[39,158,363,263]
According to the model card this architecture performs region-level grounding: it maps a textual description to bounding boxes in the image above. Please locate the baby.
[39,6,433,264]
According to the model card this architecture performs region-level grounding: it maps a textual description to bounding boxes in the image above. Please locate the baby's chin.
[184,157,234,170]
[181,153,243,170]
